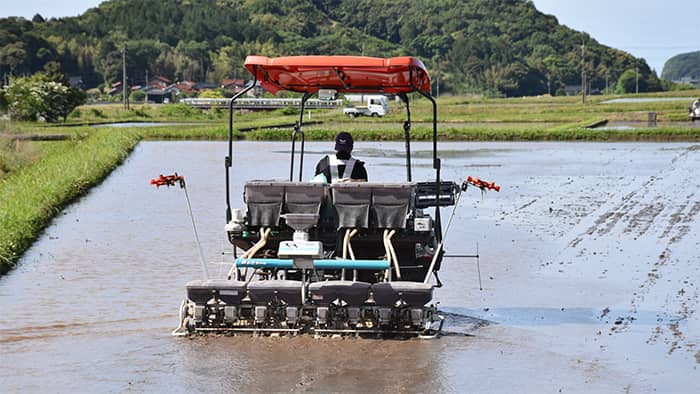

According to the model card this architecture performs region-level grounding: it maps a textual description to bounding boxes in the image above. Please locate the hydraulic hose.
[228,227,271,279]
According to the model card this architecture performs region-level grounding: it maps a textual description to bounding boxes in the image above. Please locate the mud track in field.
[550,145,700,359]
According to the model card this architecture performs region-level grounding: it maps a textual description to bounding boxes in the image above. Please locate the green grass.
[107,90,700,142]
[34,88,700,132]
[1,120,66,179]
[0,138,56,178]
[0,129,140,273]
[61,102,308,125]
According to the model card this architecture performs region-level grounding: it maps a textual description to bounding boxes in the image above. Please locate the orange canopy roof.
[244,55,431,95]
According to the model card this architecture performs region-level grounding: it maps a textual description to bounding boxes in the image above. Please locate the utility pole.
[436,75,440,99]
[580,41,586,104]
[547,73,551,96]
[635,65,639,94]
[605,71,609,95]
[145,68,149,103]
[122,44,129,110]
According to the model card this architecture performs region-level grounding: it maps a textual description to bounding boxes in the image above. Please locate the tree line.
[661,51,700,82]
[0,0,679,97]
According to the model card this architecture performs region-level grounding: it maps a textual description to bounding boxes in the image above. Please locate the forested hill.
[0,0,662,96]
[661,51,700,81]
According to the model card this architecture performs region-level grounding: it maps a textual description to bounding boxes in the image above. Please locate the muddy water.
[2,141,700,393]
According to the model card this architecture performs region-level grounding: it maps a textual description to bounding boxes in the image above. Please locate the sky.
[1,0,103,19]
[532,0,698,74]
[1,0,697,75]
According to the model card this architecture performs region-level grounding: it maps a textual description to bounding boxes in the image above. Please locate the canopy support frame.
[227,70,257,223]
[290,91,313,182]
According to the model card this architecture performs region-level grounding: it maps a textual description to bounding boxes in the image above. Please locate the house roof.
[152,75,172,83]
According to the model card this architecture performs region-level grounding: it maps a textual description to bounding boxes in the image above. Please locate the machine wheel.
[347,113,356,119]
[371,112,379,117]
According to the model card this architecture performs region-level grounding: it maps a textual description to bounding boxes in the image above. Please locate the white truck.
[690,98,700,121]
[343,95,389,118]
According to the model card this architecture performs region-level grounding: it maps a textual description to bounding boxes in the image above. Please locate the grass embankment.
[0,129,140,274]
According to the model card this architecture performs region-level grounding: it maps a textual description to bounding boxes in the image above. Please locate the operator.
[690,98,700,118]
[314,132,367,183]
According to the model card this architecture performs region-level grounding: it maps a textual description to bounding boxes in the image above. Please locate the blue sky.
[532,0,698,74]
[2,0,697,74]
[2,1,103,19]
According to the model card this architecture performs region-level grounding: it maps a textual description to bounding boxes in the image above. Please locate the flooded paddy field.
[1,140,699,393]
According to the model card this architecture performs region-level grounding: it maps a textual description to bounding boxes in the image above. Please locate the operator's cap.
[335,132,354,152]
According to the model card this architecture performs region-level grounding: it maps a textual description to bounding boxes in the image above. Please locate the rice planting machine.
[167,55,498,338]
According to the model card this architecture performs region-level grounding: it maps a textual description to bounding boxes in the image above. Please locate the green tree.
[0,0,668,95]
[615,69,640,94]
[130,89,145,102]
[0,42,28,74]
[31,14,45,24]
[43,61,68,84]
[198,89,224,98]
[661,50,700,81]
[3,75,43,120]
[2,73,85,122]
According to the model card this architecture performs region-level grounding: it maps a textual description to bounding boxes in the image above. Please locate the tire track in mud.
[491,145,700,362]
[567,145,700,248]
[567,176,659,248]
[560,145,700,359]
[635,199,700,359]
[498,176,624,242]
[623,197,665,237]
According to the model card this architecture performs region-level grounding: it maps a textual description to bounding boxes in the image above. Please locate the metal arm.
[290,92,313,181]
[226,72,257,222]
[399,93,412,182]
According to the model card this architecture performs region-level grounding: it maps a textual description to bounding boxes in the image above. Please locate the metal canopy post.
[410,68,442,242]
[226,71,257,223]
[399,93,412,182]
[290,92,313,181]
